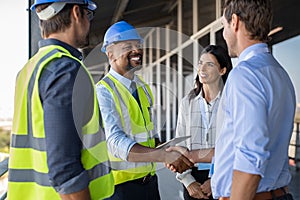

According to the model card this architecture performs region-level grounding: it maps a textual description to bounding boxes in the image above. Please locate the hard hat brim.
[31,0,97,11]
[101,39,144,53]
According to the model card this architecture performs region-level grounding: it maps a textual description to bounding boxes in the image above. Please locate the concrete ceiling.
[88,0,300,48]
[29,0,300,58]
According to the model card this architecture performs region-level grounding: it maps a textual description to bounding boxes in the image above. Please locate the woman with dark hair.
[175,45,232,200]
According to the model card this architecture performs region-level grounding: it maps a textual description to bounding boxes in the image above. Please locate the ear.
[71,5,81,22]
[231,13,239,32]
[107,51,115,63]
[220,67,227,75]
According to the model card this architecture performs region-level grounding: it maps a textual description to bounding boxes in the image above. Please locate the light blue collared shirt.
[211,43,296,198]
[96,68,138,160]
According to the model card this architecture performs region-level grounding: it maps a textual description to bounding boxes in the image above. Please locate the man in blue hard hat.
[96,21,194,200]
[7,0,114,199]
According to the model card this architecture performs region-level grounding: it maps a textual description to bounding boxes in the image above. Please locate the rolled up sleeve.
[231,67,270,177]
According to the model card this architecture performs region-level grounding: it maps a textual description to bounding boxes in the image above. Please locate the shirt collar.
[238,43,269,62]
[109,68,133,90]
[210,91,222,104]
[195,89,222,101]
[38,38,83,60]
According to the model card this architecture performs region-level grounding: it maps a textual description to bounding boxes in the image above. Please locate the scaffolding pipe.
[155,28,162,140]
[216,0,222,19]
[177,0,183,105]
[166,25,171,141]
[149,33,153,84]
[193,0,199,79]
[172,63,178,133]
[147,18,222,69]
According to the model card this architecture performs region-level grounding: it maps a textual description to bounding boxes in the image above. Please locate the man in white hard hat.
[8,1,114,199]
[96,20,194,200]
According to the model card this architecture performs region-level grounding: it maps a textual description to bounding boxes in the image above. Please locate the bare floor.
[157,164,300,200]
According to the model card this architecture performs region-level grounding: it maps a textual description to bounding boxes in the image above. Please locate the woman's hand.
[200,179,212,197]
[187,181,209,199]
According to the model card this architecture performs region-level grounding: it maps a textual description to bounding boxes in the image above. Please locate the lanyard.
[199,96,219,147]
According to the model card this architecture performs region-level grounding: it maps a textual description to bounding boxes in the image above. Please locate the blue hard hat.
[101,21,143,53]
[30,0,97,11]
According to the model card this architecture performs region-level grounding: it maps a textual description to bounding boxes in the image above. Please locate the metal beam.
[124,2,166,15]
[132,16,172,27]
[163,0,178,13]
[111,0,130,24]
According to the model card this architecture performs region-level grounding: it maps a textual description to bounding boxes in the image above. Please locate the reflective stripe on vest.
[8,45,114,200]
[98,74,156,185]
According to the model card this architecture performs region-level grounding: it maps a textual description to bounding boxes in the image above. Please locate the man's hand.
[164,148,194,173]
[200,179,212,197]
[187,182,209,199]
[127,143,193,172]
[166,146,214,163]
[163,146,193,173]
[166,146,190,157]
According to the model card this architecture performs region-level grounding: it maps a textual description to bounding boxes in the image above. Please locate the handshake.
[162,146,194,173]
[160,146,214,173]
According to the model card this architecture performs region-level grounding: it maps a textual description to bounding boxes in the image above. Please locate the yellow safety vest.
[8,45,114,200]
[98,74,156,185]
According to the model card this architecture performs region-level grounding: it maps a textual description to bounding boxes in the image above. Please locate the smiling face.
[107,40,143,77]
[197,53,225,85]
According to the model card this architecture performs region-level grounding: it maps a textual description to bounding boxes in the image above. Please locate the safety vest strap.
[136,75,154,106]
[9,161,111,185]
[99,78,125,128]
[10,133,46,151]
[110,160,152,171]
[101,76,132,133]
[9,169,52,187]
[81,129,107,150]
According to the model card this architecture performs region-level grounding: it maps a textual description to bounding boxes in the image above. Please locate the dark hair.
[36,4,85,38]
[188,45,232,101]
[223,0,272,42]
